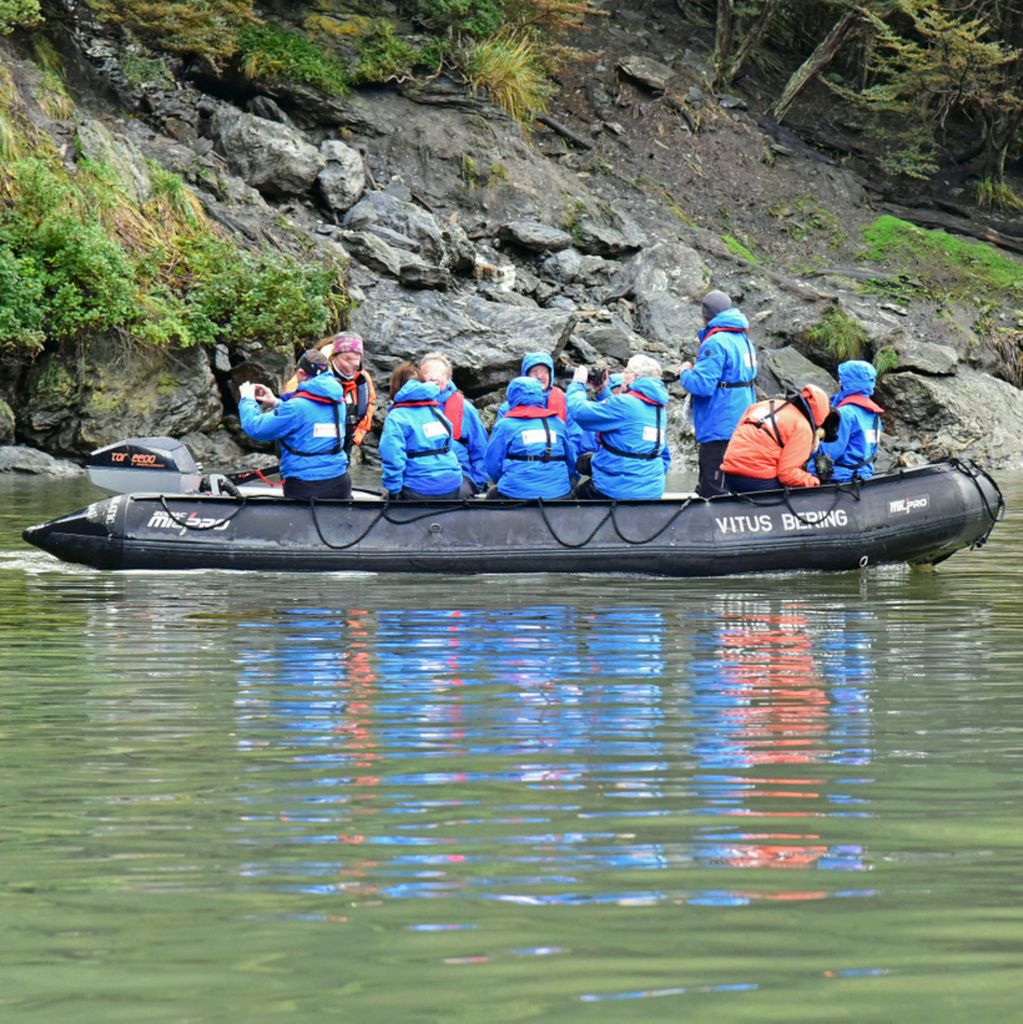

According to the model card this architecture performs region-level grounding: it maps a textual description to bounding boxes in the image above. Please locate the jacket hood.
[706,308,749,332]
[626,375,669,406]
[608,373,624,392]
[836,360,877,402]
[801,383,830,426]
[436,380,458,402]
[298,371,345,401]
[507,375,546,408]
[519,351,555,382]
[393,379,440,404]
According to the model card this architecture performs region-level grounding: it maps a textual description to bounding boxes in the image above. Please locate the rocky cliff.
[2,0,1022,479]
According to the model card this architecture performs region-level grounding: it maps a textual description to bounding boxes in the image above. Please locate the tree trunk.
[712,0,734,89]
[723,0,778,85]
[770,9,858,123]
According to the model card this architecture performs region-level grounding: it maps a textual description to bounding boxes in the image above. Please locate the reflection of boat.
[23,459,1003,576]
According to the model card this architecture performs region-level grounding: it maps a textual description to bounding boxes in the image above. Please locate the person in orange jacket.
[284,332,376,457]
[721,384,839,493]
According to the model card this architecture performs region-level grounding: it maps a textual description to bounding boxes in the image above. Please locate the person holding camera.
[810,360,884,482]
[567,354,671,500]
[569,367,623,477]
[720,384,840,493]
[238,349,351,499]
[678,290,758,497]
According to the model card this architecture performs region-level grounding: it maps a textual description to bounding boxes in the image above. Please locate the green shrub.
[0,0,41,34]
[722,234,759,265]
[403,0,503,38]
[805,306,869,362]
[465,32,553,125]
[873,344,898,376]
[238,23,351,95]
[0,245,44,352]
[971,177,1023,213]
[355,22,422,83]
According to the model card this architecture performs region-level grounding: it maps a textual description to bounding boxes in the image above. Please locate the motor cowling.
[87,437,202,495]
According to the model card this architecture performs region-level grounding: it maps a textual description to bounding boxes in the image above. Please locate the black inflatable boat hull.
[22,462,1003,577]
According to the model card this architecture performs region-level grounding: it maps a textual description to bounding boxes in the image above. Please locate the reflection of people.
[419,351,489,494]
[567,354,670,500]
[496,352,567,421]
[813,360,884,482]
[238,349,351,499]
[721,384,837,492]
[379,362,468,501]
[485,376,575,499]
[678,290,757,497]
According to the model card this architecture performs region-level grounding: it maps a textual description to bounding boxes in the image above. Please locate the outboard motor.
[87,437,202,495]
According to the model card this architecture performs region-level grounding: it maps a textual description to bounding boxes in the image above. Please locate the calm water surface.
[1,472,1021,1022]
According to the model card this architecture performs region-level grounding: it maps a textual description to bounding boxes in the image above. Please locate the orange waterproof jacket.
[721,395,824,488]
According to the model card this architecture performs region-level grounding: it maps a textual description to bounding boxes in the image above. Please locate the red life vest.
[443,391,466,439]
[546,387,567,421]
[837,394,885,414]
[506,405,562,419]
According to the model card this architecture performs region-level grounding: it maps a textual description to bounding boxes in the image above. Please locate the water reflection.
[230,595,878,914]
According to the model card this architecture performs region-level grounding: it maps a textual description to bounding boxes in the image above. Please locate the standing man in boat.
[567,354,670,500]
[283,332,376,458]
[812,360,884,481]
[238,349,351,499]
[721,384,839,493]
[495,352,567,421]
[419,351,489,495]
[678,290,758,497]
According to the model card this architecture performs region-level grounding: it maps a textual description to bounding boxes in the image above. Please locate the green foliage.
[238,22,351,95]
[769,196,845,247]
[84,0,256,66]
[971,177,1023,214]
[355,21,422,83]
[120,52,173,88]
[862,215,1023,305]
[403,0,504,38]
[0,154,347,356]
[722,233,759,264]
[0,0,41,34]
[873,344,899,376]
[464,31,553,125]
[805,306,869,362]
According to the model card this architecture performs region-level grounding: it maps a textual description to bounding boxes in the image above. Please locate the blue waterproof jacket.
[566,376,671,499]
[486,377,576,499]
[679,308,757,443]
[815,360,883,481]
[239,372,348,482]
[496,352,565,419]
[379,379,464,495]
[436,380,489,490]
[568,373,623,457]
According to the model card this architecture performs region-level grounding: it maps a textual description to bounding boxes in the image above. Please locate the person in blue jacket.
[419,351,489,494]
[678,290,757,497]
[238,349,350,499]
[567,370,623,477]
[379,362,469,500]
[813,360,884,482]
[486,376,576,499]
[495,351,567,421]
[567,354,671,500]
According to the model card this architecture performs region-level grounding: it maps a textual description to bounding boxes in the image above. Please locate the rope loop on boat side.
[609,499,694,544]
[951,458,1005,547]
[536,500,613,548]
[157,495,248,530]
[731,479,861,523]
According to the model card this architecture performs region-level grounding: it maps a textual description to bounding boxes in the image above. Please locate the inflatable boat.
[22,441,1003,576]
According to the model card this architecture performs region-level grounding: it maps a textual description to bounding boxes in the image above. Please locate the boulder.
[616,55,675,92]
[318,139,366,213]
[0,446,84,476]
[75,119,153,205]
[758,346,837,397]
[210,106,325,198]
[498,220,574,253]
[350,279,577,393]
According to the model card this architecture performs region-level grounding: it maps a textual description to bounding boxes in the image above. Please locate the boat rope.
[730,479,862,522]
[536,500,614,548]
[951,458,1005,547]
[157,495,248,530]
[309,499,389,550]
[309,497,481,551]
[609,499,695,544]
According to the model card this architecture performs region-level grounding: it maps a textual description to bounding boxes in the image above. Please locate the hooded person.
[812,360,884,482]
[495,351,567,421]
[379,362,470,501]
[721,383,839,493]
[567,354,671,500]
[485,376,576,500]
[238,348,351,499]
[419,350,489,493]
[283,332,376,456]
[678,290,758,497]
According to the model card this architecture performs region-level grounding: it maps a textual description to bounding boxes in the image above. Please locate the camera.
[587,366,608,390]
